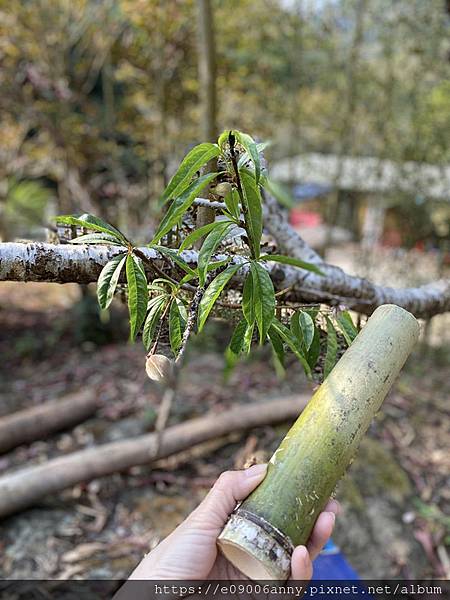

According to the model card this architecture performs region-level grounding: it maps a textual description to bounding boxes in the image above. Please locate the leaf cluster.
[55,131,356,381]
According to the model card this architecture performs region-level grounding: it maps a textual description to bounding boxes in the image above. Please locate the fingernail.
[244,463,267,478]
[327,511,336,525]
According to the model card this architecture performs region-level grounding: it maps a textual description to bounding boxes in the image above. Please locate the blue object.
[308,539,370,599]
[292,182,332,201]
[312,538,360,580]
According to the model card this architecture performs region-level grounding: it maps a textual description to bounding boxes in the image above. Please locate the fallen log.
[0,395,308,519]
[0,390,100,454]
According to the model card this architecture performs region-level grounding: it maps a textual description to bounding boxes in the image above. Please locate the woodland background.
[0,0,449,582]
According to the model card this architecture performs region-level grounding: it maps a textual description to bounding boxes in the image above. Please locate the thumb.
[188,464,268,529]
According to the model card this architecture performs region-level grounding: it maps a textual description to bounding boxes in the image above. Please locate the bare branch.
[1,241,448,319]
[193,197,227,210]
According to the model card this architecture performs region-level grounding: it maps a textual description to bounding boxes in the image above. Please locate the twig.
[155,284,206,452]
[176,285,205,365]
[135,247,197,294]
[228,132,254,258]
[133,247,179,286]
[275,286,294,297]
[155,386,176,435]
[193,197,226,210]
[216,300,241,309]
[148,301,171,357]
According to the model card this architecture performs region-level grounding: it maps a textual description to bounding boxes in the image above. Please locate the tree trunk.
[0,395,308,519]
[197,0,217,144]
[195,0,218,238]
[218,305,419,580]
[324,0,367,255]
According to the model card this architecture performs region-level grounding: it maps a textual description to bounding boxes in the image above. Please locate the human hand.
[128,463,339,581]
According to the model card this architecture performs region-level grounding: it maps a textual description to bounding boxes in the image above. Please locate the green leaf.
[236,132,261,184]
[169,298,187,354]
[271,318,311,377]
[259,254,323,275]
[251,262,275,344]
[179,258,230,285]
[228,318,248,355]
[336,311,358,346]
[55,213,125,241]
[307,326,321,370]
[142,296,166,350]
[147,294,168,309]
[206,258,231,271]
[178,222,218,252]
[239,141,269,170]
[305,306,320,321]
[242,271,255,325]
[217,130,230,149]
[126,254,148,341]
[240,171,262,259]
[152,245,196,276]
[224,188,240,220]
[97,253,127,310]
[152,172,218,243]
[324,317,338,378]
[291,310,315,352]
[149,278,176,292]
[70,232,123,246]
[268,326,285,368]
[198,264,241,331]
[224,318,253,373]
[225,318,247,369]
[262,177,295,209]
[160,143,220,204]
[242,321,255,354]
[197,221,233,285]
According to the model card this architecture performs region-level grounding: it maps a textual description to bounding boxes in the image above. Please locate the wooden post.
[218,304,420,580]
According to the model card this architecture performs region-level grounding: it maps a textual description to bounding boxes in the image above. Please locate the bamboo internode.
[218,304,420,580]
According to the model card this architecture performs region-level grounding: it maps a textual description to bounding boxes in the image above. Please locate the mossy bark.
[218,304,419,580]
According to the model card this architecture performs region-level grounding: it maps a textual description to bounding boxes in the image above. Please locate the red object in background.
[382,229,402,248]
[414,240,425,252]
[289,209,322,228]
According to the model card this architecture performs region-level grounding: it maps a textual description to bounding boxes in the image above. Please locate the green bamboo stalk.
[218,304,419,580]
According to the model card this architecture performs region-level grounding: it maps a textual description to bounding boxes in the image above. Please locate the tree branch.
[1,241,448,318]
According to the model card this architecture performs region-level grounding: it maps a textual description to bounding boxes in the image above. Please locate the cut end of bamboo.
[370,303,420,333]
[218,510,292,581]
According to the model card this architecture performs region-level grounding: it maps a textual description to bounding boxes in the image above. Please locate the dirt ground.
[0,277,449,582]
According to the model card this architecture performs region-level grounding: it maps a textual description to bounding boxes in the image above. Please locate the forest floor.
[0,269,449,582]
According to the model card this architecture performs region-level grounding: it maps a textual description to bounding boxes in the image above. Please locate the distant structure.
[272,154,450,201]
[272,153,450,249]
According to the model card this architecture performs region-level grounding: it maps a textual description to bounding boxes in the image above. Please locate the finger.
[290,545,313,581]
[323,499,341,515]
[306,511,336,561]
[190,464,268,527]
